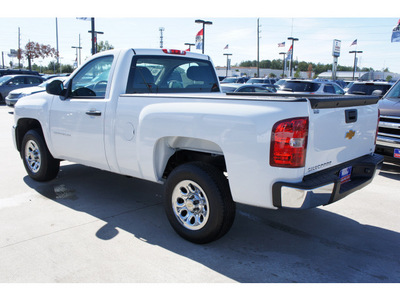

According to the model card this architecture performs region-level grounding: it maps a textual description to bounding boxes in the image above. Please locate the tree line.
[237,59,386,76]
[11,40,114,74]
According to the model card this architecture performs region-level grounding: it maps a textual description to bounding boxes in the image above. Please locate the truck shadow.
[23,163,400,283]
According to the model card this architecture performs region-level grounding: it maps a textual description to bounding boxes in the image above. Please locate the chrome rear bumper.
[272,154,383,209]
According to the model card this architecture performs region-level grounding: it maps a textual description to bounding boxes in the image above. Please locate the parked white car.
[277,79,345,95]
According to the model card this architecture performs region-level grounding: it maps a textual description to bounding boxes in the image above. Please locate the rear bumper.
[272,153,384,209]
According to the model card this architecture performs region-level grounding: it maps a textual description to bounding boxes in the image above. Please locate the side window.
[8,77,25,86]
[70,55,113,98]
[333,84,344,95]
[239,87,253,92]
[254,87,267,93]
[26,77,42,84]
[324,84,335,94]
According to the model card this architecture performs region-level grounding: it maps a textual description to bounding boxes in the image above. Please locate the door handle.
[86,110,102,116]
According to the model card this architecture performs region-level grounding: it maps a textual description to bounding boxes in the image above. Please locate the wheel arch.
[15,118,44,153]
[153,136,227,180]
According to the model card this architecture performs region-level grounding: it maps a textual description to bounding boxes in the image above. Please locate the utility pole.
[287,36,299,77]
[91,18,95,55]
[18,27,21,68]
[159,27,164,48]
[185,43,195,51]
[350,50,363,80]
[195,19,212,54]
[72,45,82,68]
[55,18,59,65]
[257,18,260,77]
[79,34,81,65]
[279,52,286,78]
[224,53,232,77]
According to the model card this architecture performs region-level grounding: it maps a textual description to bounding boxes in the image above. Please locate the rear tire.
[21,129,60,181]
[164,162,236,244]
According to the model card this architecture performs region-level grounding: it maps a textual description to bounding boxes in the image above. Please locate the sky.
[1,1,399,73]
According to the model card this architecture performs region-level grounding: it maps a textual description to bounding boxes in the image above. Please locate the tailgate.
[305,96,380,175]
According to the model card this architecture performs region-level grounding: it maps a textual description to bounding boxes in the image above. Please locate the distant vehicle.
[220,77,248,84]
[5,76,68,106]
[218,76,226,82]
[375,79,400,163]
[220,83,243,93]
[277,79,345,95]
[0,69,40,77]
[233,84,276,93]
[246,78,276,85]
[0,75,44,103]
[346,81,393,96]
[41,73,70,81]
[344,81,355,92]
[275,78,288,88]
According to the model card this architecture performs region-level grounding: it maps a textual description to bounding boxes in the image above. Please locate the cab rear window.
[126,56,220,94]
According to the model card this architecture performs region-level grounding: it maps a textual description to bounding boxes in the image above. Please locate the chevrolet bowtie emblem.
[345,130,356,140]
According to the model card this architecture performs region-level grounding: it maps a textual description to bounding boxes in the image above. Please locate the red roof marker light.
[162,49,186,55]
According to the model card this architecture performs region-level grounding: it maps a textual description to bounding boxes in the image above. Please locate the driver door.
[49,55,113,170]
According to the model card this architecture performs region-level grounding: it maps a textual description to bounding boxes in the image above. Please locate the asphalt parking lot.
[0,104,399,284]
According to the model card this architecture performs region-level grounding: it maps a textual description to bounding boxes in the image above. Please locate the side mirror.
[46,80,64,96]
[372,90,383,97]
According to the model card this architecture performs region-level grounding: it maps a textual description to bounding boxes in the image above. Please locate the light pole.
[279,52,286,78]
[185,43,195,51]
[287,37,299,77]
[195,19,212,54]
[72,38,82,67]
[349,50,363,80]
[224,53,232,77]
[88,18,104,55]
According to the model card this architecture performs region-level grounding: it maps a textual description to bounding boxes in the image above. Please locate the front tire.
[21,129,60,181]
[164,162,236,244]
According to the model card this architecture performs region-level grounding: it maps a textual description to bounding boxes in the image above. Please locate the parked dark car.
[5,76,68,106]
[0,75,44,103]
[246,78,276,85]
[0,69,40,77]
[346,81,393,96]
[220,77,248,84]
[234,84,276,93]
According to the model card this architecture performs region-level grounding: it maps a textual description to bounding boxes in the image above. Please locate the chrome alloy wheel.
[171,180,210,230]
[25,140,41,174]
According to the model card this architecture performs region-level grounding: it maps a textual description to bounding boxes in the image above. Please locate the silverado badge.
[345,130,356,140]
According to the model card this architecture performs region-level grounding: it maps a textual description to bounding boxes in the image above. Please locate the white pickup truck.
[12,48,383,243]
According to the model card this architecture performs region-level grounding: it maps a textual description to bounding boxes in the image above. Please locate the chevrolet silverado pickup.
[376,79,400,162]
[12,48,383,243]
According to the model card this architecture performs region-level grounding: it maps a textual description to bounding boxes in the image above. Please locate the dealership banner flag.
[286,45,293,60]
[391,19,400,42]
[350,39,357,46]
[195,29,203,50]
[278,41,285,47]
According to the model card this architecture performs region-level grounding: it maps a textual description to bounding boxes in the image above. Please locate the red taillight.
[270,117,309,168]
[162,49,186,55]
[375,109,380,146]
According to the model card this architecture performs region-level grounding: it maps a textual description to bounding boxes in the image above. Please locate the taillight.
[270,117,309,168]
[375,109,380,146]
[162,49,186,55]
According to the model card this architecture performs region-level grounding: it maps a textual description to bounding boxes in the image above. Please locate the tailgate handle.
[345,109,357,123]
